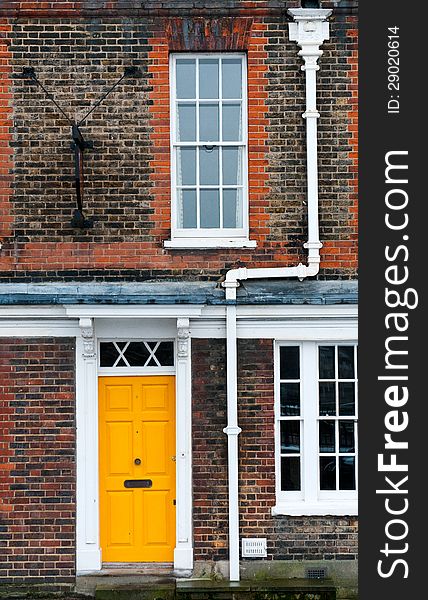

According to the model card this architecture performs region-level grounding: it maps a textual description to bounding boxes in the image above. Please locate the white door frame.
[75,316,194,572]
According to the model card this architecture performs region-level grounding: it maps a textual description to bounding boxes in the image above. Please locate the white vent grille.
[241,538,267,558]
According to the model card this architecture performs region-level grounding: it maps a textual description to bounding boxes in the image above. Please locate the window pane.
[280,383,300,416]
[199,103,219,142]
[280,421,300,454]
[339,456,356,490]
[319,381,336,417]
[319,346,335,379]
[199,59,219,99]
[338,346,355,379]
[176,59,196,99]
[339,382,355,416]
[319,420,335,453]
[222,147,241,185]
[320,457,336,490]
[222,104,242,141]
[280,346,300,380]
[177,147,196,185]
[339,421,355,453]
[199,146,219,185]
[223,189,242,229]
[125,342,151,367]
[281,457,300,492]
[155,342,175,366]
[319,382,336,416]
[178,190,197,228]
[222,58,242,99]
[200,189,220,228]
[177,104,196,141]
[100,342,119,367]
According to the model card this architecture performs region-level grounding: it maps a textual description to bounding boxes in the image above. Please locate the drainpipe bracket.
[222,281,240,289]
[304,241,323,250]
[303,109,320,119]
[296,263,308,281]
[222,281,240,301]
[223,425,242,436]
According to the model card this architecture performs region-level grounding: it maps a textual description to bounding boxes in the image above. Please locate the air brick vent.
[306,567,327,579]
[241,538,267,558]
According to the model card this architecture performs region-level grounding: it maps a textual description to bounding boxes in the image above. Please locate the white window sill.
[164,239,257,249]
[272,501,358,517]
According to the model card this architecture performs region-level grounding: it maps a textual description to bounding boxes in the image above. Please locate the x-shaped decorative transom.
[111,341,163,368]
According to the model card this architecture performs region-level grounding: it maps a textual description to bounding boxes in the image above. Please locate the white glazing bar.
[176,141,246,147]
[178,184,244,189]
[304,341,318,504]
[171,56,177,231]
[195,58,200,229]
[219,59,224,227]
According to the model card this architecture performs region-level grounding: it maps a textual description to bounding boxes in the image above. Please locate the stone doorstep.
[100,563,174,575]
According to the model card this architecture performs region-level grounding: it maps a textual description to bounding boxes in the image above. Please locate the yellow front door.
[99,376,176,563]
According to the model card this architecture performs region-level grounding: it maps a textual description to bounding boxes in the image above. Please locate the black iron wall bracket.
[19,66,142,229]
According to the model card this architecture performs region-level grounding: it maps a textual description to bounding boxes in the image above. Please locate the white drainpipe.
[221,8,332,582]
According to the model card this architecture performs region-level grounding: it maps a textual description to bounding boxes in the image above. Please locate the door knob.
[171,456,176,462]
[134,458,141,465]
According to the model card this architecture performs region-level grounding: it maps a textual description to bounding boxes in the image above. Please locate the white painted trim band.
[164,239,257,249]
[272,502,358,517]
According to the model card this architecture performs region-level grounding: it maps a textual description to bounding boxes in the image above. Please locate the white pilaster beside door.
[76,317,102,571]
[174,317,194,571]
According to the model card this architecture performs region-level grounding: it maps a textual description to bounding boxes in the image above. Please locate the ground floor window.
[275,341,358,516]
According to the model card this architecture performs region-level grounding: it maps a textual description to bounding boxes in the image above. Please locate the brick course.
[0,338,76,585]
[0,0,357,281]
[191,338,358,563]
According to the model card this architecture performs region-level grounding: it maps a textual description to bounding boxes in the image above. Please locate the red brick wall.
[0,338,76,585]
[192,338,229,559]
[318,11,358,274]
[0,1,358,281]
[191,338,358,563]
[238,339,276,544]
[0,18,14,270]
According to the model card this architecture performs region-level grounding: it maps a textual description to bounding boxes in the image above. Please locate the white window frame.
[273,341,358,516]
[165,53,256,249]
